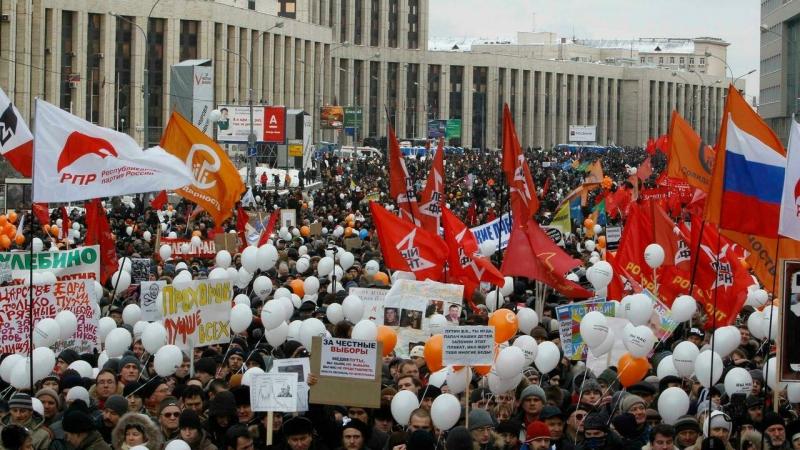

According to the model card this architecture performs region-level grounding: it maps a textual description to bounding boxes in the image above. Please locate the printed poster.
[556,300,616,360]
[140,280,165,322]
[349,287,388,325]
[383,279,463,331]
[250,373,298,412]
[160,279,233,350]
[0,246,100,284]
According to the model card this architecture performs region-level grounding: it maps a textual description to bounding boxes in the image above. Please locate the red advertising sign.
[263,106,286,144]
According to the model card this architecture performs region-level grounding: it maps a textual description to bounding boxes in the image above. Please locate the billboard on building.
[214,106,266,143]
[321,106,344,129]
[169,59,214,136]
[568,125,597,142]
[344,107,363,129]
[264,106,287,144]
[446,119,462,139]
[427,120,447,138]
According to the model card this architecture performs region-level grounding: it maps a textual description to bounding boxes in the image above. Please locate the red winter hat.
[525,421,551,441]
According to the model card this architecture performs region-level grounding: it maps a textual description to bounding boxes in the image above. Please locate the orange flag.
[667,110,715,192]
[160,112,245,225]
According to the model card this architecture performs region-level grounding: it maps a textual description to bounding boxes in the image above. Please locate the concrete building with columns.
[0,0,737,156]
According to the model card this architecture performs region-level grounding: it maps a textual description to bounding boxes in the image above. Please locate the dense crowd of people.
[0,143,789,450]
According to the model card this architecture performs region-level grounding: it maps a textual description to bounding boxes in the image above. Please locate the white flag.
[0,87,33,176]
[32,99,194,202]
[779,119,800,240]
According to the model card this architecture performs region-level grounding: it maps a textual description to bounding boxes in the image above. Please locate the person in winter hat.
[3,393,51,450]
[445,427,472,450]
[517,385,547,426]
[178,409,217,450]
[469,409,501,450]
[111,413,163,450]
[62,400,110,450]
[524,422,551,450]
[1,425,30,450]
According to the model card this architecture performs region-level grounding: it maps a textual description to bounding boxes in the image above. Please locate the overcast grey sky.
[429,0,760,98]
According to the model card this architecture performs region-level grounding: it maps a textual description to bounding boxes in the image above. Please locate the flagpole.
[28,99,38,391]
[764,235,781,412]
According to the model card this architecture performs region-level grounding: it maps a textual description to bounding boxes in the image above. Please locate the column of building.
[609,78,618,144]
[558,74,568,144]
[397,63,408,136]
[100,12,116,128]
[599,78,608,145]
[523,71,534,148]
[462,65,473,147]
[485,66,499,149]
[535,71,545,149]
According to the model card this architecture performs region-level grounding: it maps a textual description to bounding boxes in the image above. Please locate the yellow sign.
[288,144,303,157]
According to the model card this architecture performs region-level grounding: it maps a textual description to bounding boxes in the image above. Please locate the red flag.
[605,250,643,301]
[150,191,168,210]
[502,219,592,298]
[442,206,504,301]
[646,137,656,155]
[388,120,421,225]
[637,156,653,181]
[655,134,670,154]
[690,217,754,328]
[541,177,552,199]
[258,209,281,247]
[236,205,249,235]
[418,137,445,234]
[502,104,539,227]
[32,203,49,226]
[59,207,71,240]
[84,199,118,283]
[369,201,448,281]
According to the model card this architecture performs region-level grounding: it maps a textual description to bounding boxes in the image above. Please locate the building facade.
[759,0,800,144]
[0,0,733,154]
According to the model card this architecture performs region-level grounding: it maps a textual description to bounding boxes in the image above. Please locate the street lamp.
[733,69,757,85]
[703,51,734,80]
[222,47,256,188]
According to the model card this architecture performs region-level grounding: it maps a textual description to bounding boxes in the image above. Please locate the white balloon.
[190,235,202,248]
[94,281,104,303]
[208,267,228,281]
[672,341,700,377]
[110,270,132,294]
[512,335,538,364]
[298,318,326,349]
[711,326,741,358]
[214,250,232,269]
[304,276,320,296]
[485,290,504,312]
[141,322,168,354]
[165,440,191,450]
[10,363,31,390]
[32,237,44,253]
[105,327,132,357]
[390,390,419,426]
[535,341,560,373]
[480,240,497,257]
[68,360,93,378]
[588,261,613,290]
[242,367,265,387]
[296,258,310,274]
[172,270,192,289]
[241,246,259,273]
[122,304,142,326]
[500,277,514,296]
[365,260,380,276]
[644,243,665,269]
[339,252,355,270]
[584,240,596,252]
[694,350,723,388]
[277,296,295,322]
[97,317,116,344]
[671,295,697,322]
[257,245,279,271]
[516,308,539,335]
[764,357,787,391]
[237,267,253,289]
[343,295,364,322]
[626,293,654,326]
[119,257,133,274]
[588,330,616,358]
[55,310,78,340]
[142,230,152,241]
[253,276,273,300]
[32,347,56,382]
[495,346,526,380]
[624,325,656,358]
[133,321,147,340]
[234,294,251,307]
[748,311,766,339]
[230,304,253,333]
[428,314,447,335]
[352,320,377,340]
[445,366,472,394]
[265,321,289,347]
[428,368,448,388]
[656,355,679,380]
[580,311,609,349]
[318,257,335,277]
[261,301,286,330]
[658,387,690,425]
[724,367,753,396]
[762,306,780,341]
[789,383,800,403]
[0,354,24,383]
[747,289,769,308]
[326,303,345,324]
[430,393,461,430]
[154,345,183,377]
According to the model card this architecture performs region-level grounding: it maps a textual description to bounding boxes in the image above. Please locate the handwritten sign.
[319,337,378,380]
[0,281,98,353]
[0,246,100,284]
[443,326,495,366]
[250,372,298,412]
[139,280,165,321]
[160,279,233,350]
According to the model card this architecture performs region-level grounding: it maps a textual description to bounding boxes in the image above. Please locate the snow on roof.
[428,36,514,52]
[573,38,698,54]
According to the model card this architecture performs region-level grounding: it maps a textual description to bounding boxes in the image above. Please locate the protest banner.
[131,258,153,284]
[0,281,97,353]
[157,238,217,259]
[470,213,512,250]
[160,279,233,350]
[443,326,495,366]
[214,233,241,254]
[556,300,616,360]
[310,336,382,408]
[642,289,679,343]
[0,246,100,283]
[250,373,299,412]
[140,280,166,321]
[780,260,800,381]
[383,279,463,331]
[349,287,389,325]
[606,226,622,250]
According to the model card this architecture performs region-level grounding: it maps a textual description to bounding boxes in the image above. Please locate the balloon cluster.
[0,212,22,249]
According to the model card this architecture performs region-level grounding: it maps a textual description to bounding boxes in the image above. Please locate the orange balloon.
[0,235,10,249]
[289,279,305,297]
[8,211,17,224]
[583,218,595,229]
[473,365,492,376]
[300,226,311,237]
[373,272,390,285]
[50,225,59,236]
[346,214,355,223]
[488,308,519,343]
[14,234,24,246]
[377,326,397,357]
[617,353,650,387]
[345,227,353,237]
[0,216,7,227]
[424,334,444,372]
[347,221,355,228]
[4,224,14,236]
[597,236,607,249]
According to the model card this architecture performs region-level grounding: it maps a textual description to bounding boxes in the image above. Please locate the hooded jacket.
[0,412,52,450]
[111,413,164,450]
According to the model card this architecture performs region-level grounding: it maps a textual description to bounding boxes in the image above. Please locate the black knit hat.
[58,349,80,365]
[342,418,371,442]
[1,425,28,450]
[123,381,144,398]
[179,409,204,431]
[62,400,94,433]
[283,416,314,437]
[195,357,217,376]
[232,386,250,407]
[407,430,435,450]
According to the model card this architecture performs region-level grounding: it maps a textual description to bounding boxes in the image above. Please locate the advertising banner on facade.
[264,106,287,144]
[215,105,265,143]
[427,120,447,138]
[321,106,344,129]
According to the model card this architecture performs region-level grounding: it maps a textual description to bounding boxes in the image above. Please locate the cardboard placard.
[309,222,322,236]
[780,260,800,382]
[158,238,217,259]
[214,233,241,254]
[0,246,100,283]
[280,209,296,228]
[319,337,378,380]
[344,237,362,250]
[309,336,382,408]
[443,326,495,366]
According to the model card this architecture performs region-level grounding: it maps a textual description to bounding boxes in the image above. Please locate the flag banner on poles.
[0,87,33,176]
[32,99,194,202]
